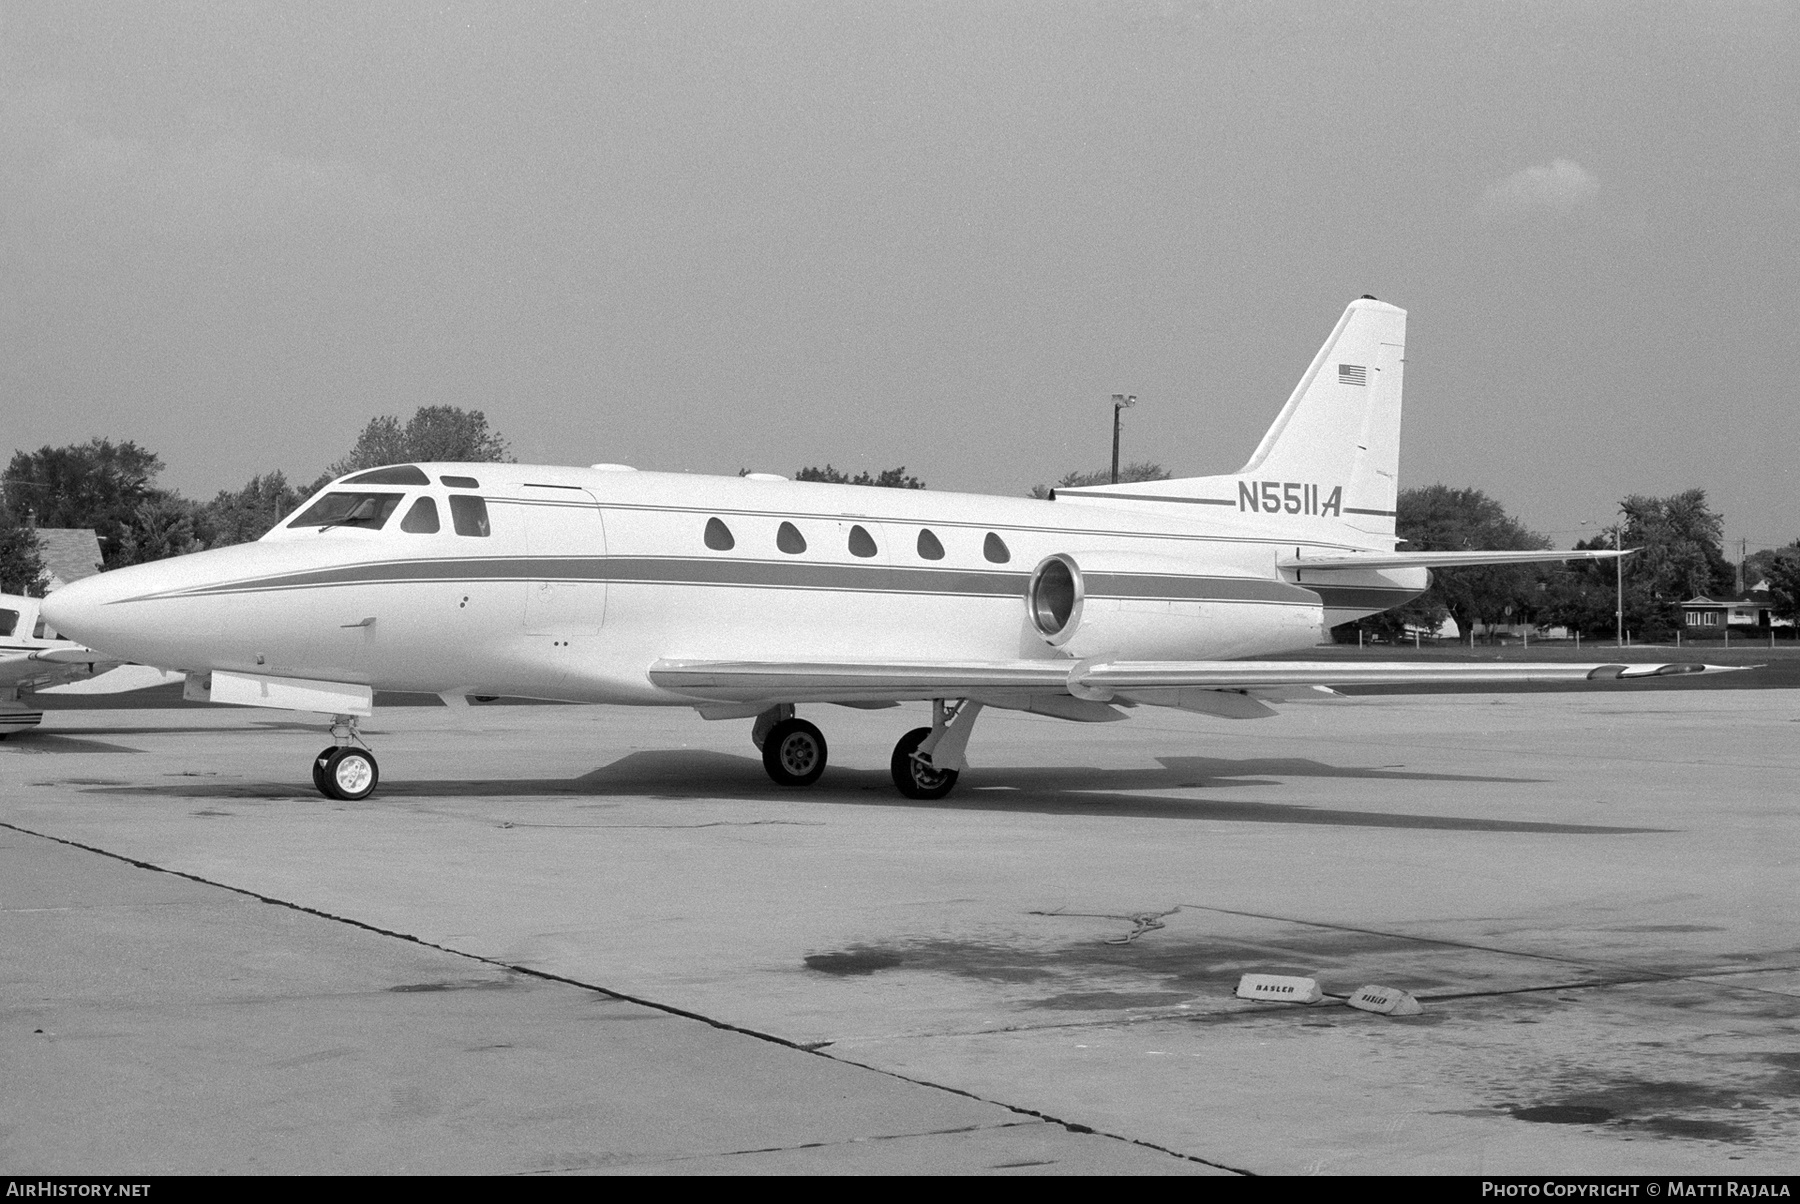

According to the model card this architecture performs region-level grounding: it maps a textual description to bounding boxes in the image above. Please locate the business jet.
[1,591,180,734]
[40,298,1730,801]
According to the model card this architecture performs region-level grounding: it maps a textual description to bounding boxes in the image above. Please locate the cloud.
[1476,158,1601,224]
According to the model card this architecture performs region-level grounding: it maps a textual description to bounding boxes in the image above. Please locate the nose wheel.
[314,746,380,801]
[312,714,379,801]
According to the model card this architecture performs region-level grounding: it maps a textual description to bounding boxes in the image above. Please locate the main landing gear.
[753,704,828,788]
[751,700,984,799]
[312,714,379,802]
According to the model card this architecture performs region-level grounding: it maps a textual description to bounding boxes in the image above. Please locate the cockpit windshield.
[287,491,405,531]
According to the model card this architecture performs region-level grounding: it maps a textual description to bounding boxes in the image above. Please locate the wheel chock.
[1346,984,1423,1015]
[1235,974,1323,1004]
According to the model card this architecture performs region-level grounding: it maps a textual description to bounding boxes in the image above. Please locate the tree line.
[0,407,510,592]
[1346,484,1800,641]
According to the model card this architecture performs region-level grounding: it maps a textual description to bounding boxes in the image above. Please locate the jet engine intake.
[1025,551,1322,661]
[1026,554,1084,645]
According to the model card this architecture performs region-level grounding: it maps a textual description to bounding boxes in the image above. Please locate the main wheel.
[762,718,827,787]
[322,747,380,802]
[890,727,959,800]
[311,746,339,798]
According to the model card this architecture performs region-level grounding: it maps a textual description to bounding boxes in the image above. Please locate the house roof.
[34,528,104,589]
[1680,590,1773,608]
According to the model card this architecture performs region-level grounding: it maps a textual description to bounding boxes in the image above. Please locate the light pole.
[1110,393,1136,484]
[1614,514,1625,648]
[1579,513,1630,648]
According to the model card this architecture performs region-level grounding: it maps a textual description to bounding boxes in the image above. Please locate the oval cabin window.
[983,532,1011,564]
[704,517,735,550]
[916,528,944,560]
[847,525,877,558]
[777,521,807,554]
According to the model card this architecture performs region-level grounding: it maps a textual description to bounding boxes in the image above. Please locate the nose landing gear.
[312,714,380,801]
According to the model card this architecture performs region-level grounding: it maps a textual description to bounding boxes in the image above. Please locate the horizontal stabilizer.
[1279,549,1631,571]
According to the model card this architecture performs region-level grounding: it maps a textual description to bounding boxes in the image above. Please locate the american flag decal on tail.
[1338,363,1367,386]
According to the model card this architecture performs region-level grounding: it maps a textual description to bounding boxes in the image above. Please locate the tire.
[323,747,380,802]
[890,727,959,800]
[311,746,339,799]
[761,718,827,787]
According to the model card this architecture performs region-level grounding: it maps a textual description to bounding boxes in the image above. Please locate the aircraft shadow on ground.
[60,749,1663,833]
[359,749,1658,835]
[0,734,147,754]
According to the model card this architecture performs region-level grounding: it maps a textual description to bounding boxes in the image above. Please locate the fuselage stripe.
[113,556,1327,608]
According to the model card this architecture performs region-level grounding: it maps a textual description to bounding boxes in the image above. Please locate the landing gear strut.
[747,700,981,798]
[313,714,379,801]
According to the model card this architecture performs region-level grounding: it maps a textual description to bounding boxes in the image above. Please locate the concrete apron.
[4,690,1798,1174]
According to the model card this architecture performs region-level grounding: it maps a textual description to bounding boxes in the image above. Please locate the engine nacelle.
[1024,551,1322,661]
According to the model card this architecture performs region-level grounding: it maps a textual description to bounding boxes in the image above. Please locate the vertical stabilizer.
[1055,298,1406,547]
[1237,297,1405,540]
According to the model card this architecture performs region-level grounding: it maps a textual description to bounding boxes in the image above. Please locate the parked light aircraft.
[41,298,1732,801]
[0,591,180,734]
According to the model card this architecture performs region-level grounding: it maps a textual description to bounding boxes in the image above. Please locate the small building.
[1678,583,1791,631]
[33,528,104,592]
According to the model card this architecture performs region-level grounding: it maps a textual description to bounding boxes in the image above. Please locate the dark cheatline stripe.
[132,557,542,598]
[1343,507,1397,517]
[121,556,1026,602]
[119,555,1330,609]
[605,558,1023,597]
[1056,490,1236,506]
[1082,572,1316,605]
[1310,584,1422,609]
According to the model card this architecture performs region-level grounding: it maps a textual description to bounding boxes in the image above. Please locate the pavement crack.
[1029,906,1180,944]
[0,819,1248,1176]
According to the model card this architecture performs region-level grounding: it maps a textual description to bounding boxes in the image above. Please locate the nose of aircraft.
[40,560,165,656]
[41,538,342,670]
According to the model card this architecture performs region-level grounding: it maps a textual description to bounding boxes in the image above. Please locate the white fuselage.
[41,463,1424,705]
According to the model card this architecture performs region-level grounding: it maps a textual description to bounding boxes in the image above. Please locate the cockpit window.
[440,475,479,488]
[448,495,491,537]
[0,608,18,637]
[345,465,430,485]
[287,491,405,531]
[400,497,441,534]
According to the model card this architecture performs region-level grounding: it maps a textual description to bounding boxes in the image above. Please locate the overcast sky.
[3,2,1795,549]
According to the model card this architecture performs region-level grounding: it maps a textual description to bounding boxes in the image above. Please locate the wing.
[0,645,176,695]
[0,646,115,691]
[37,663,185,695]
[649,657,1743,707]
